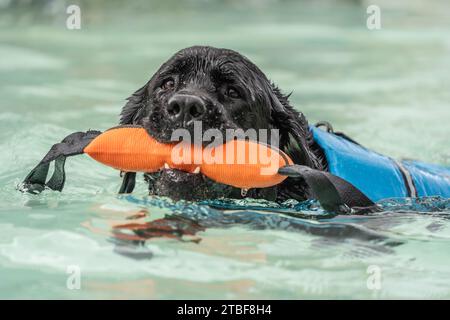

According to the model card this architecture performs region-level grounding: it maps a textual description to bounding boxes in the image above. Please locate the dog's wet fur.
[120,46,325,202]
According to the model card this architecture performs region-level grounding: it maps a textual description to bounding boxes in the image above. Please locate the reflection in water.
[85,204,206,259]
[112,215,204,243]
[104,196,450,260]
[99,196,416,261]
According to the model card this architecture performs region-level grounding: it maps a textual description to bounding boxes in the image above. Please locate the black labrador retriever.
[21,45,375,213]
[118,46,373,212]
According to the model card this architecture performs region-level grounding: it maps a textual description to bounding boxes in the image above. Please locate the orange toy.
[83,126,293,189]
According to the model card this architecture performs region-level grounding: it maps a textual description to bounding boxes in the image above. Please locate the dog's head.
[120,46,322,200]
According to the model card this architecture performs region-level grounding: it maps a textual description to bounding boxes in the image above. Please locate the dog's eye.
[161,79,175,91]
[226,87,240,99]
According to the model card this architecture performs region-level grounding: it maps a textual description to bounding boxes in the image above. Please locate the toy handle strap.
[279,165,380,214]
[19,130,101,194]
[118,172,136,194]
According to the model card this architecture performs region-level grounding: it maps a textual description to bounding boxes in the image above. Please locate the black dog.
[21,46,376,213]
[118,46,320,200]
[118,46,374,211]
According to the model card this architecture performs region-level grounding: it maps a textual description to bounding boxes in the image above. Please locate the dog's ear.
[268,83,323,169]
[119,82,150,125]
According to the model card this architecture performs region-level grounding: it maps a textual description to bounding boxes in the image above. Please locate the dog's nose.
[167,94,206,123]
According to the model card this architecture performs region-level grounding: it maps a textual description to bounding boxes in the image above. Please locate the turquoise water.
[1,0,450,299]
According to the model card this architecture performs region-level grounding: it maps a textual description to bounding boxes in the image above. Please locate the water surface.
[0,0,450,299]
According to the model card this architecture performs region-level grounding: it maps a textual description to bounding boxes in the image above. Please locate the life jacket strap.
[315,121,362,145]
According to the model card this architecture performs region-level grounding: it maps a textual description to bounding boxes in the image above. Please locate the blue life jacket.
[310,126,450,202]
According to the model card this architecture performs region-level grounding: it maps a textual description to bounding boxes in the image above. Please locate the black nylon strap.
[19,130,101,194]
[314,121,362,146]
[279,165,378,214]
[119,172,136,194]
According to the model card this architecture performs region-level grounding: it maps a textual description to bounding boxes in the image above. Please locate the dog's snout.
[167,94,206,122]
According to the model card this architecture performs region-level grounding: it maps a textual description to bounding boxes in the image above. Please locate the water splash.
[377,196,450,214]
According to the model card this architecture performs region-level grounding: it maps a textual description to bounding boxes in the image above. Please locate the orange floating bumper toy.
[84,126,293,189]
[21,125,293,193]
